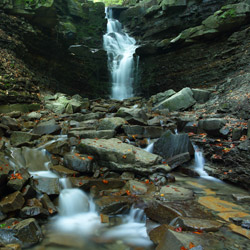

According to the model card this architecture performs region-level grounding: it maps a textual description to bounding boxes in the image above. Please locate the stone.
[192,89,211,103]
[10,132,40,147]
[63,152,93,173]
[95,196,133,215]
[153,130,194,159]
[154,88,196,111]
[44,139,70,156]
[116,107,148,125]
[27,112,42,120]
[33,119,61,135]
[51,165,79,177]
[145,201,182,224]
[126,180,148,195]
[198,118,227,137]
[40,194,57,214]
[32,178,60,195]
[78,138,162,168]
[68,129,115,139]
[247,119,250,138]
[19,206,49,218]
[166,152,191,169]
[173,217,223,232]
[7,169,30,191]
[0,104,40,114]
[232,194,250,202]
[159,185,194,201]
[232,128,242,141]
[160,0,187,12]
[149,224,173,245]
[97,117,127,131]
[0,191,25,213]
[1,116,20,131]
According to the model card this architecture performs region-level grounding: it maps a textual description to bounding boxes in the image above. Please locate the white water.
[193,146,222,182]
[103,7,138,100]
[145,142,154,153]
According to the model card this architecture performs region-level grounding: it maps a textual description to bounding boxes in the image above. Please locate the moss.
[220,8,236,19]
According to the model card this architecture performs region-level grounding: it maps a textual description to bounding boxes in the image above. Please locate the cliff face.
[118,0,250,97]
[0,0,110,104]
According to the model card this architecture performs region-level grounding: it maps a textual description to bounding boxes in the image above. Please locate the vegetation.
[94,0,124,6]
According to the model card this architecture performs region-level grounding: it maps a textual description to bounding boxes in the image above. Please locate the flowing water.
[103,7,138,100]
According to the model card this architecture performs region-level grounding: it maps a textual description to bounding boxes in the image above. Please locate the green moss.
[220,8,236,19]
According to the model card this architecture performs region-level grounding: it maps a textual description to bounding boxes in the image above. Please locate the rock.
[115,107,148,125]
[232,128,242,141]
[97,117,127,131]
[153,130,194,160]
[1,116,20,131]
[160,0,187,12]
[192,89,211,103]
[126,180,148,195]
[232,194,250,202]
[95,196,133,215]
[247,119,250,138]
[32,178,60,195]
[0,104,40,114]
[44,139,70,156]
[173,217,222,232]
[51,165,78,177]
[0,191,25,213]
[40,194,57,214]
[63,152,93,173]
[0,152,13,186]
[27,112,42,121]
[78,138,162,168]
[68,129,115,139]
[120,172,135,180]
[33,119,61,135]
[159,185,194,201]
[153,88,196,111]
[13,218,43,247]
[19,206,49,219]
[10,132,40,147]
[145,201,182,224]
[149,224,173,245]
[7,169,30,191]
[198,118,227,137]
[167,152,191,169]
[22,185,36,200]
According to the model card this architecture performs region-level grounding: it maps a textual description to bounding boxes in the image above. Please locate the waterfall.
[103,7,138,100]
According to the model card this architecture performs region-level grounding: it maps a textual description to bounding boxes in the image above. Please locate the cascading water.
[103,7,138,100]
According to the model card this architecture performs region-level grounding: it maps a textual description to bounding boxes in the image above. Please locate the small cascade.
[193,146,222,182]
[103,7,138,100]
[144,141,154,153]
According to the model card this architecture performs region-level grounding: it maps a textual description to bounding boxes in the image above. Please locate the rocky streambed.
[0,85,250,250]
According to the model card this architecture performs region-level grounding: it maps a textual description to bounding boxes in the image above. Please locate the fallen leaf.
[189,242,195,249]
[87,156,93,160]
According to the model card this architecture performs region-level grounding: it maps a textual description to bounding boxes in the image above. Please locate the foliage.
[220,8,236,19]
[94,0,124,6]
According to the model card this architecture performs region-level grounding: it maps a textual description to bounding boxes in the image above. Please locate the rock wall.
[0,0,110,103]
[118,0,250,97]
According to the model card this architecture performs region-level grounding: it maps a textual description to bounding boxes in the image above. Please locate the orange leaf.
[79,182,83,185]
[126,190,131,195]
[145,179,149,184]
[122,155,127,159]
[202,139,206,142]
[189,242,195,249]
[48,208,53,214]
[102,180,109,184]
[180,247,187,250]
[87,156,93,160]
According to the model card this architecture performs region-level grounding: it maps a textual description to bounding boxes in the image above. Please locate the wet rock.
[126,180,148,195]
[232,128,242,141]
[78,138,162,168]
[45,139,70,156]
[33,119,61,135]
[159,185,194,201]
[153,88,196,112]
[149,224,174,245]
[95,196,133,215]
[232,194,250,202]
[247,119,250,138]
[147,116,168,126]
[192,89,211,103]
[19,206,49,219]
[40,194,57,214]
[79,112,105,122]
[153,130,194,159]
[7,169,30,191]
[0,191,25,213]
[149,173,167,186]
[149,89,176,106]
[27,112,42,121]
[0,152,13,186]
[97,117,127,130]
[63,152,93,173]
[51,165,79,177]
[198,118,227,137]
[68,129,115,139]
[0,210,7,221]
[120,172,135,180]
[167,152,191,169]
[32,178,60,195]
[157,229,223,250]
[174,217,222,232]
[123,125,165,139]
[0,116,20,131]
[10,132,40,147]
[145,201,182,224]
[13,218,43,247]
[22,185,36,199]
[115,107,148,125]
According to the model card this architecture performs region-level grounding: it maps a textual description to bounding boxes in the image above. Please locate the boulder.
[115,107,148,125]
[153,130,194,159]
[27,112,42,121]
[7,169,30,191]
[97,117,127,131]
[149,89,176,106]
[44,139,70,156]
[191,89,211,103]
[1,116,20,131]
[32,178,60,195]
[159,185,194,201]
[51,165,79,177]
[10,132,40,147]
[0,191,25,213]
[126,180,148,195]
[63,152,93,173]
[153,88,196,111]
[68,129,116,139]
[198,118,227,137]
[33,119,61,135]
[19,206,49,219]
[160,0,187,12]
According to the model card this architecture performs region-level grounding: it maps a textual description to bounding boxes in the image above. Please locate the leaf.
[145,179,149,184]
[180,247,187,250]
[174,227,183,232]
[189,242,195,249]
[102,180,109,184]
[48,208,53,214]
[0,223,6,228]
[87,156,93,160]
[122,155,127,159]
